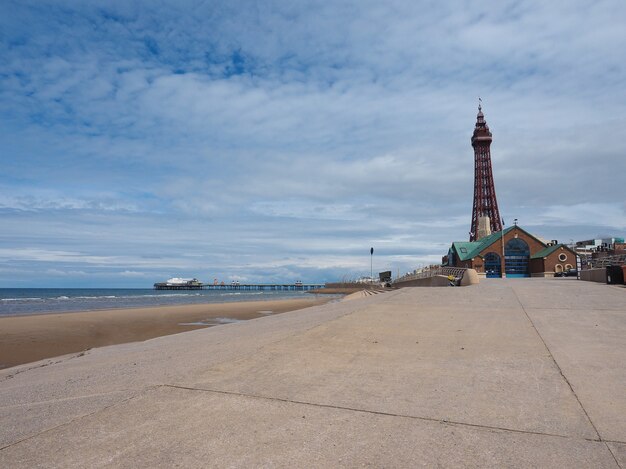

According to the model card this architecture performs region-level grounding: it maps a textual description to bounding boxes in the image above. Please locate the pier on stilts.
[203,283,324,291]
[154,283,325,291]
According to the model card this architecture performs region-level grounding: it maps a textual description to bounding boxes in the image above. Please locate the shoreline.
[0,296,336,370]
[0,289,328,317]
[0,292,332,318]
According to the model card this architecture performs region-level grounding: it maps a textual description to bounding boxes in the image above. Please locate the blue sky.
[1,0,625,287]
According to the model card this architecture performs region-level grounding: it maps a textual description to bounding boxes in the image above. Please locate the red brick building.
[444,226,578,278]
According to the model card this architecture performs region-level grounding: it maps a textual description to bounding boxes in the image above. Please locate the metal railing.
[586,254,626,269]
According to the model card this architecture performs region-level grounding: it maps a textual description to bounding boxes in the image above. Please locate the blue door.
[505,238,530,277]
[484,252,501,278]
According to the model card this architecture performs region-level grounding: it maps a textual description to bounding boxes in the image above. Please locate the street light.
[370,247,374,284]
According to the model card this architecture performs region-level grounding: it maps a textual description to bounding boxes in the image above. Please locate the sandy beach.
[0,296,333,370]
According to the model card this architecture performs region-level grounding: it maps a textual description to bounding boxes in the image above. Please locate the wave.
[1,293,205,302]
[217,292,265,297]
[74,295,117,299]
[1,297,44,302]
[0,289,309,316]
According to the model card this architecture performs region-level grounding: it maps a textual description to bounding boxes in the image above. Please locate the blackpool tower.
[469,102,502,241]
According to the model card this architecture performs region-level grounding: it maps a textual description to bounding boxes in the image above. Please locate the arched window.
[484,252,501,278]
[505,238,530,277]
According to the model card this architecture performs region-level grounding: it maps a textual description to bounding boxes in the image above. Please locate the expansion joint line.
[511,287,622,468]
[0,391,141,452]
[0,350,88,383]
[159,384,595,443]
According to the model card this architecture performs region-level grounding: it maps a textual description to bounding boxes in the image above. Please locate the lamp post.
[370,247,374,284]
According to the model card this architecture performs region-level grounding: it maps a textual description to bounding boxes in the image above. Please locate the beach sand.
[0,296,334,370]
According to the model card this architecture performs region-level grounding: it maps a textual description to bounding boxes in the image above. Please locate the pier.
[154,283,325,291]
[202,283,324,291]
[153,283,204,290]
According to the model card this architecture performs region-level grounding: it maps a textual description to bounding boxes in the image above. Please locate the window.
[505,238,530,277]
[484,252,501,278]
[558,253,567,262]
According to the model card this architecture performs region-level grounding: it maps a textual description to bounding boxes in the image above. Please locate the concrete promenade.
[1,279,624,467]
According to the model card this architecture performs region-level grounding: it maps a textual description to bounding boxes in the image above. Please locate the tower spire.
[469,102,502,241]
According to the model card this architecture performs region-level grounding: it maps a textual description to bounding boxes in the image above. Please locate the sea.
[0,288,322,317]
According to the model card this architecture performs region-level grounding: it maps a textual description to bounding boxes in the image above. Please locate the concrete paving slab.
[609,442,626,468]
[1,280,624,467]
[0,386,618,468]
[185,288,596,439]
[0,390,133,448]
[508,278,625,311]
[504,279,626,443]
[0,297,368,448]
[523,307,626,442]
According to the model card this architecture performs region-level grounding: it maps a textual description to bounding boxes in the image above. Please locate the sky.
[1,0,625,287]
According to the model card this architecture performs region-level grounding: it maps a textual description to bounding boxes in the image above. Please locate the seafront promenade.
[1,279,624,467]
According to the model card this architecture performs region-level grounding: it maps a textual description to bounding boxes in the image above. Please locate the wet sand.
[0,297,333,370]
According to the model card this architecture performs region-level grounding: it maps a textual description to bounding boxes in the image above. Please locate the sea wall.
[393,269,479,288]
[393,275,453,287]
[580,268,607,283]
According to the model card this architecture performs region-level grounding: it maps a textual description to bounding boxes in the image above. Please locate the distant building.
[444,225,578,278]
[575,237,626,269]
[153,277,204,290]
[575,237,625,254]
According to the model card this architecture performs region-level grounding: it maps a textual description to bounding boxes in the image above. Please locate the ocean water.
[0,288,321,317]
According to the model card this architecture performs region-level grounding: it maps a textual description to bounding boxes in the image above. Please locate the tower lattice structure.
[469,103,502,241]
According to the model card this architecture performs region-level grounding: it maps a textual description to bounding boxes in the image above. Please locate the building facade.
[445,225,578,278]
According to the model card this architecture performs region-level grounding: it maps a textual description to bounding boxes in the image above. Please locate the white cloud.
[45,269,88,276]
[119,270,148,277]
[0,194,139,212]
[0,0,625,286]
[538,203,626,229]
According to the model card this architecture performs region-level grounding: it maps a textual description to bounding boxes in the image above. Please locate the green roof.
[531,244,569,259]
[452,227,516,261]
[451,226,577,262]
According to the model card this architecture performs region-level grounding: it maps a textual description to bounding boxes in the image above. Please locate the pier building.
[153,278,204,290]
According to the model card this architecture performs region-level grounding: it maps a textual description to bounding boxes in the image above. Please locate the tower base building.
[444,225,578,278]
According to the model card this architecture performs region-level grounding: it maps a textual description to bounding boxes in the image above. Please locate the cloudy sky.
[1,0,625,287]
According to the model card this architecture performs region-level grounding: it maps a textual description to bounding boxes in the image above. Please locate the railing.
[586,254,626,269]
[324,282,383,290]
[392,267,467,284]
[202,283,325,291]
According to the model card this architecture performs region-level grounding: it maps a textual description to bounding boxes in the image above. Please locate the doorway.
[484,252,502,278]
[505,238,530,277]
